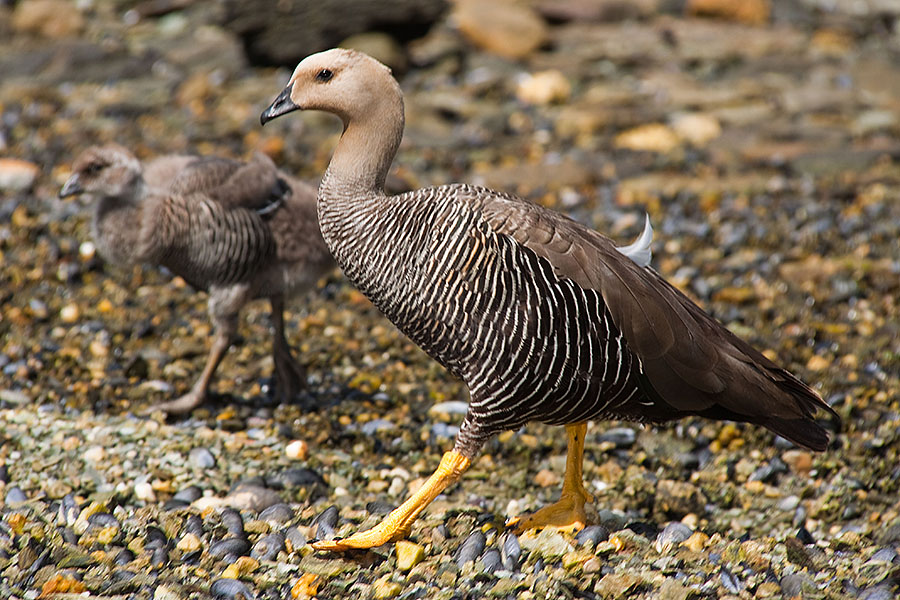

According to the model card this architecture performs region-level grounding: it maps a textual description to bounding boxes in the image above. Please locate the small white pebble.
[134,481,156,502]
[79,241,96,260]
[83,446,105,462]
[59,304,80,324]
[388,477,405,497]
[334,486,349,497]
[285,439,309,460]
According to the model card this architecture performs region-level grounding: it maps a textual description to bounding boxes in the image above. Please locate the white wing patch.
[616,214,653,267]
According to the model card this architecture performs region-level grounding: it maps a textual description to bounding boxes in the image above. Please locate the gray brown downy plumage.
[260,49,838,550]
[60,144,334,413]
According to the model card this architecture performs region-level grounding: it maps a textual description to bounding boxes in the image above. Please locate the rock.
[536,0,659,23]
[453,0,548,60]
[285,440,309,460]
[516,70,571,105]
[670,113,721,146]
[134,481,157,502]
[682,531,709,552]
[655,480,706,517]
[372,574,402,599]
[518,528,574,558]
[596,427,636,448]
[614,124,681,153]
[340,32,408,74]
[223,485,285,512]
[395,540,425,571]
[655,522,693,553]
[221,0,446,66]
[456,530,486,567]
[0,159,39,192]
[534,469,560,488]
[686,0,770,25]
[176,532,202,553]
[11,0,85,38]
[781,450,813,474]
[428,401,469,415]
[189,447,217,469]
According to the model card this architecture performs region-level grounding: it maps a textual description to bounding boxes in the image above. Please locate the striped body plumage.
[319,183,652,455]
[61,145,334,413]
[261,47,838,550]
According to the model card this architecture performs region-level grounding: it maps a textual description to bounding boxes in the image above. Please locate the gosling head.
[60,144,143,200]
[260,48,400,126]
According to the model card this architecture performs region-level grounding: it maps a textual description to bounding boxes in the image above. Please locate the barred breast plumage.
[261,47,839,551]
[60,144,334,414]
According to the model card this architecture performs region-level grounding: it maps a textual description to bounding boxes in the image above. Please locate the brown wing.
[477,193,837,450]
[165,153,289,214]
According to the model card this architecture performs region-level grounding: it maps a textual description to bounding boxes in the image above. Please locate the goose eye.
[85,163,103,175]
[315,69,333,83]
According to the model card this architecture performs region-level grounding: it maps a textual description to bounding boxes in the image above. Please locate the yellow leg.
[311,450,471,551]
[508,423,593,534]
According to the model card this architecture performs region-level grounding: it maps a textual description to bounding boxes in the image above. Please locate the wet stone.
[655,522,693,553]
[366,501,396,515]
[596,427,637,448]
[720,567,742,594]
[5,486,27,504]
[250,532,285,561]
[456,530,486,568]
[210,577,256,600]
[209,537,251,560]
[500,533,521,571]
[284,527,306,552]
[575,525,609,546]
[312,505,339,540]
[113,548,135,565]
[189,447,216,469]
[479,548,502,574]
[257,503,294,524]
[219,508,246,537]
[183,514,205,537]
[267,468,326,489]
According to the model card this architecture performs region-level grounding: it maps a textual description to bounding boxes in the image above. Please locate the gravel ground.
[1,1,899,599]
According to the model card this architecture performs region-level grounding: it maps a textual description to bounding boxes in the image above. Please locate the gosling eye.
[315,68,333,83]
[84,163,103,175]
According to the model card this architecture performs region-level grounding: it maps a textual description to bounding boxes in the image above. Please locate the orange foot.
[507,485,593,534]
[311,450,471,552]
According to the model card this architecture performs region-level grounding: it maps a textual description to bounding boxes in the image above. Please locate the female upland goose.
[260,49,837,551]
[60,144,334,414]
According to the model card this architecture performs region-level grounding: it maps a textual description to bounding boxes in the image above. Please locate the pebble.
[285,440,309,460]
[372,574,402,599]
[174,486,204,504]
[222,485,284,512]
[59,304,80,324]
[313,505,339,540]
[209,578,256,600]
[500,532,521,570]
[479,548,502,574]
[781,449,813,474]
[533,469,560,488]
[453,0,548,59]
[177,532,202,553]
[0,158,39,191]
[251,532,285,561]
[670,112,722,146]
[456,530,486,567]
[395,540,424,571]
[596,427,636,448]
[258,503,294,524]
[655,480,706,517]
[189,447,217,469]
[134,481,157,502]
[11,0,86,37]
[575,525,609,547]
[284,527,307,553]
[209,537,251,560]
[5,486,28,504]
[428,401,469,415]
[615,124,681,153]
[516,70,571,105]
[655,522,694,553]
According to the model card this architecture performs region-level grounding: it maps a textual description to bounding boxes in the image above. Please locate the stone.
[655,480,706,517]
[614,124,681,153]
[285,439,309,460]
[395,540,425,571]
[781,450,813,474]
[453,0,548,60]
[0,159,39,191]
[12,0,85,38]
[670,113,722,146]
[534,468,560,488]
[372,574,402,599]
[516,70,572,105]
[686,0,770,25]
